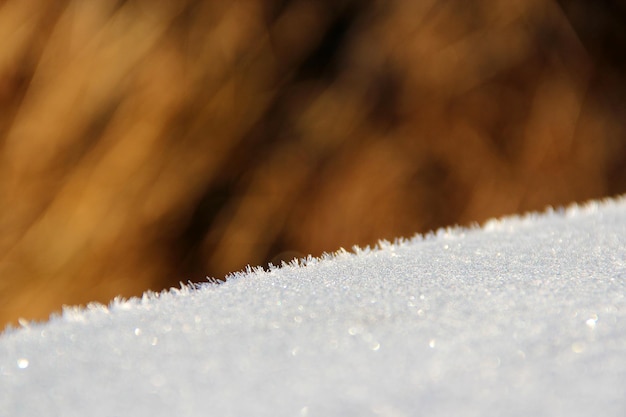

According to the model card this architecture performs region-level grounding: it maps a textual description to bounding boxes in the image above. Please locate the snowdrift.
[2,197,626,416]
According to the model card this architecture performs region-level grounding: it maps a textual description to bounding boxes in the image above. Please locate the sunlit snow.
[1,197,626,416]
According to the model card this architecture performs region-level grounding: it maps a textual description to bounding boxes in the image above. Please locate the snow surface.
[2,198,626,416]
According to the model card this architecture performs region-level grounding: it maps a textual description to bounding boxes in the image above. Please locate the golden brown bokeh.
[1,0,625,329]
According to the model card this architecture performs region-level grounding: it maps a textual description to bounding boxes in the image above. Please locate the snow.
[2,197,626,416]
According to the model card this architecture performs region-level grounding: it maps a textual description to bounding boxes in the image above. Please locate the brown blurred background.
[1,0,625,329]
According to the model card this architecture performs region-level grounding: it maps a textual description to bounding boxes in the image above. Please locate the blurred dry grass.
[1,0,625,329]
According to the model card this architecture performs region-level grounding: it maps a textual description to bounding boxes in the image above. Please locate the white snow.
[1,197,626,416]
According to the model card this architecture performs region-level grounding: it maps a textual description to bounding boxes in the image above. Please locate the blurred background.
[1,0,625,329]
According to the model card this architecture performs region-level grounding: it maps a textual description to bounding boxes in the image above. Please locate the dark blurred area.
[1,0,625,329]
